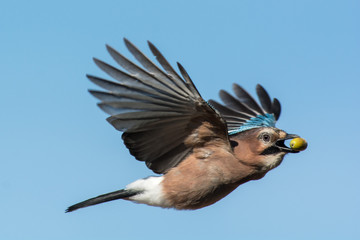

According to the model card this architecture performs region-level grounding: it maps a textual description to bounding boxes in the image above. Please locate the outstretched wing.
[88,39,228,174]
[208,84,281,135]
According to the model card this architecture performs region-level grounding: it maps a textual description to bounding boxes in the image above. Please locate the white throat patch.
[262,153,286,171]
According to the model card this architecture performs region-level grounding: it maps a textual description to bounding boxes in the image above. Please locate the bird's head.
[230,127,306,172]
[208,83,307,172]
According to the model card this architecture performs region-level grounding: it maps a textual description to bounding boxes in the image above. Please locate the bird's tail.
[66,189,140,213]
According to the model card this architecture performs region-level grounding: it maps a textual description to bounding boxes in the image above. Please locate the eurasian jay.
[66,39,307,212]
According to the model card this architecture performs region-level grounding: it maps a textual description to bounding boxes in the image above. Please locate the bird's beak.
[275,134,301,153]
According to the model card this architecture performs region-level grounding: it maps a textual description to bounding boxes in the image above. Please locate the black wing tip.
[147,40,156,49]
[87,74,98,84]
[87,89,98,96]
[176,62,183,70]
[255,84,282,119]
[219,89,230,98]
[97,102,107,108]
[147,41,160,57]
[87,75,108,86]
[123,38,134,49]
[86,73,94,80]
[105,44,115,53]
[232,83,245,93]
[92,57,102,66]
[255,83,267,94]
[88,90,107,102]
[256,83,263,89]
[177,62,190,80]
[272,97,281,120]
[273,97,280,105]
[176,62,188,79]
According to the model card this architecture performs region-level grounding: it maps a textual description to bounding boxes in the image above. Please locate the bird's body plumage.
[66,39,306,212]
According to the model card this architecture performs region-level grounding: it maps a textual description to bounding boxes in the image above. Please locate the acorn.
[290,137,308,151]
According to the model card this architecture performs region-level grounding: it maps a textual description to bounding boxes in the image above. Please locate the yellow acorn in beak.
[290,137,308,151]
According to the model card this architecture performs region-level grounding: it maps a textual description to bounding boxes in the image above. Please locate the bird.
[66,38,307,212]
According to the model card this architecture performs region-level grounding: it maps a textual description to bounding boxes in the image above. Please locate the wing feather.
[89,39,228,173]
[256,84,272,113]
[210,83,282,134]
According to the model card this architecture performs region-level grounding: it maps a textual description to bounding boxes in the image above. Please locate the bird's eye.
[261,133,271,143]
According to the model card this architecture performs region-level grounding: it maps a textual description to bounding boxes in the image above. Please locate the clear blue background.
[1,0,359,239]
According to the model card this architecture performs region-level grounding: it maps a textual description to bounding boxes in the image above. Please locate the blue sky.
[1,0,359,239]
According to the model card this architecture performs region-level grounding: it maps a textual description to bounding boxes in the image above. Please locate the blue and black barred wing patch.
[208,84,281,135]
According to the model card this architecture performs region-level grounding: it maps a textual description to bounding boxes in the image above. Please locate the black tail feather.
[66,189,140,213]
